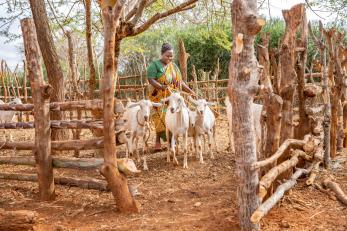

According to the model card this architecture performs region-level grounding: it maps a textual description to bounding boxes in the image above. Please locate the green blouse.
[147,60,180,79]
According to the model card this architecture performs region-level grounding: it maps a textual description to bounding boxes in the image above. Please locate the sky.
[0,0,337,70]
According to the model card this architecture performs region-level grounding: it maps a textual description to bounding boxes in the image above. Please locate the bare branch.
[130,0,147,26]
[129,0,197,37]
[125,0,156,21]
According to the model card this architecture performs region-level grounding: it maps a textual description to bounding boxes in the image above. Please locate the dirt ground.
[1,115,346,231]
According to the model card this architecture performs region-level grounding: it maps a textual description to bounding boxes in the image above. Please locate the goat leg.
[166,128,170,162]
[143,135,148,171]
[198,135,204,164]
[208,131,214,159]
[134,137,140,162]
[183,132,188,168]
[172,135,179,166]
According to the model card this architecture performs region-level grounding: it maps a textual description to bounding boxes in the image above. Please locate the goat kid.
[123,99,161,170]
[188,97,216,163]
[0,98,23,141]
[161,92,190,168]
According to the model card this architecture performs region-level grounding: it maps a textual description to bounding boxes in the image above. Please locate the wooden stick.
[0,120,104,129]
[251,168,309,223]
[251,134,311,170]
[258,149,308,201]
[0,173,108,191]
[323,179,347,205]
[0,208,38,231]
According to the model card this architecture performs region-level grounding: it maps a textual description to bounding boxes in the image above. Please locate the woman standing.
[147,43,196,150]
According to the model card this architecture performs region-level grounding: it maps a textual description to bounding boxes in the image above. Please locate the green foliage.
[121,23,232,80]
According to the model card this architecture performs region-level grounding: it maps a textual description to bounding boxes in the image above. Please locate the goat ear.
[151,102,162,107]
[207,102,216,106]
[127,102,140,108]
[188,96,198,105]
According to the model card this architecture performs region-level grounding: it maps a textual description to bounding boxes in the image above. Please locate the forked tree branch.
[129,0,197,37]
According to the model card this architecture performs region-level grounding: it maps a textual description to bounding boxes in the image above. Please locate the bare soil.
[1,115,346,231]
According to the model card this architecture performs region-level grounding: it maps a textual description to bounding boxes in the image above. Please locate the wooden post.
[257,33,283,173]
[212,58,220,101]
[178,38,189,82]
[228,0,264,230]
[324,30,345,160]
[296,8,310,139]
[191,65,198,94]
[279,4,305,144]
[277,4,305,180]
[99,0,139,213]
[21,18,55,201]
[1,61,8,102]
[309,21,331,168]
[66,31,83,157]
[0,61,7,102]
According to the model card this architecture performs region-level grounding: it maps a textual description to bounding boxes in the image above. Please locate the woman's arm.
[181,81,196,96]
[148,78,166,90]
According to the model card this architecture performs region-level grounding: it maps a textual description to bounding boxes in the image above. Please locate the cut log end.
[250,211,263,224]
[258,185,267,202]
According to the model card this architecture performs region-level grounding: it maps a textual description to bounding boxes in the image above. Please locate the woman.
[147,43,196,150]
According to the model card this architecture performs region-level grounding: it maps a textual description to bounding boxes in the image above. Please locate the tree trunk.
[296,10,310,139]
[100,1,139,213]
[257,33,283,172]
[85,0,97,99]
[29,0,67,143]
[66,31,83,157]
[21,18,55,201]
[309,21,331,168]
[277,4,305,180]
[178,38,189,82]
[228,0,263,229]
[279,4,305,144]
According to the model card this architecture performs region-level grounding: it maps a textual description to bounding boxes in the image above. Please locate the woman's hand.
[160,84,168,91]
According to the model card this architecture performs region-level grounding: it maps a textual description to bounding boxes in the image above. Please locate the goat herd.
[122,92,217,170]
[0,92,264,171]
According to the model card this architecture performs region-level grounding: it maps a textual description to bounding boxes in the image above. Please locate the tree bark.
[0,173,108,191]
[21,18,55,201]
[309,21,331,168]
[0,208,38,231]
[178,38,189,82]
[85,0,97,99]
[279,4,305,144]
[28,0,67,143]
[277,4,305,181]
[100,1,139,213]
[258,149,309,201]
[323,179,347,205]
[296,9,310,139]
[228,0,264,230]
[251,168,308,224]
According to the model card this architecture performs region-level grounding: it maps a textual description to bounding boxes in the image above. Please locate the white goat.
[188,97,216,163]
[0,98,23,141]
[0,98,22,122]
[161,92,190,168]
[225,96,263,154]
[123,99,161,170]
